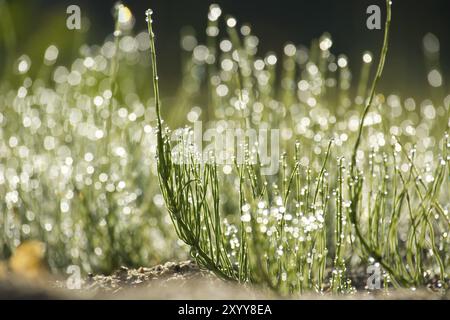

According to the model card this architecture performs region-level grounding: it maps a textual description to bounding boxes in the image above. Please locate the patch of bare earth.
[0,260,448,299]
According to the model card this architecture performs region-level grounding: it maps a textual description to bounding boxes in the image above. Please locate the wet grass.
[148,1,449,294]
[0,1,448,296]
[0,3,185,274]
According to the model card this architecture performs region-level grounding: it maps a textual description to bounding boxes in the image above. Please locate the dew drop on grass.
[428,69,442,88]
[226,17,237,28]
[118,5,133,24]
[208,4,222,22]
[223,165,232,175]
[363,52,373,64]
[319,37,332,51]
[17,87,27,98]
[284,44,296,57]
[94,247,103,256]
[266,54,277,66]
[94,96,104,107]
[17,55,31,74]
[44,45,59,64]
[337,56,348,68]
[423,33,440,54]
[181,35,197,51]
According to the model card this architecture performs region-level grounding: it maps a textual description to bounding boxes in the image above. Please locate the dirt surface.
[74,260,276,299]
[0,260,448,300]
[82,261,212,293]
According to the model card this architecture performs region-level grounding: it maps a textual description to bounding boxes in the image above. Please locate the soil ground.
[0,260,448,300]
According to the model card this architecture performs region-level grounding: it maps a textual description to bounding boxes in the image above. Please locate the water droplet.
[118,5,133,24]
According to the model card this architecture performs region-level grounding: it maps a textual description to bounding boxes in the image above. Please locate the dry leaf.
[9,241,48,280]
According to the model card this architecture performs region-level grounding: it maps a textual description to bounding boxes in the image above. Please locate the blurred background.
[1,0,450,99]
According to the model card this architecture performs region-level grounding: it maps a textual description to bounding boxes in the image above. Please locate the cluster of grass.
[0,3,186,274]
[148,1,449,294]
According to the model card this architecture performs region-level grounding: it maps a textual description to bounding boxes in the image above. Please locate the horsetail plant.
[146,9,238,281]
[146,0,449,295]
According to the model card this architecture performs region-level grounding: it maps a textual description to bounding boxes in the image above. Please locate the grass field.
[0,1,449,297]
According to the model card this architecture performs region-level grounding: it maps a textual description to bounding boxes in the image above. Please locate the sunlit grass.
[0,3,185,274]
[0,1,448,296]
[148,1,449,294]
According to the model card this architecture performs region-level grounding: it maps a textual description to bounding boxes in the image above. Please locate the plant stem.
[351,0,391,174]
